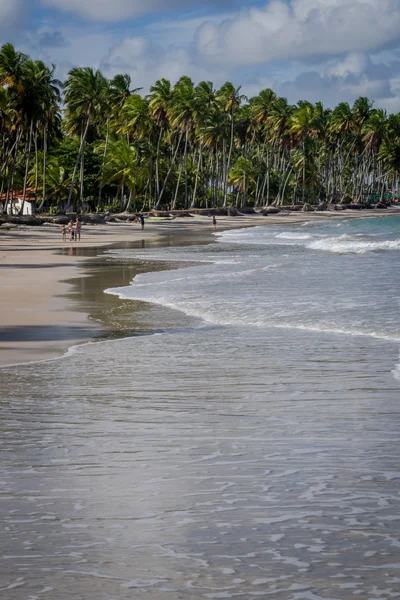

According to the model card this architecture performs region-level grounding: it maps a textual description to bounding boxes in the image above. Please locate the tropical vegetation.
[1,42,400,215]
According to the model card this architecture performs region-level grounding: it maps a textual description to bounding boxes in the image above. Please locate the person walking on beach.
[75,217,81,241]
[139,214,145,230]
[68,219,74,241]
[61,224,66,241]
[212,215,217,230]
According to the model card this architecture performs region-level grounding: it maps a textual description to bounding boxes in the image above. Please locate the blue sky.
[2,0,400,111]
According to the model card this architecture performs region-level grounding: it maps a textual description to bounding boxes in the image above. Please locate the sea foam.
[275,232,312,240]
[307,235,400,254]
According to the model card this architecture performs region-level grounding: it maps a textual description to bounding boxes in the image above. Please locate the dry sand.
[0,209,397,366]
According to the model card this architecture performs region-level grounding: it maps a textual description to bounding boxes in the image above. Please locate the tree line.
[1,42,400,215]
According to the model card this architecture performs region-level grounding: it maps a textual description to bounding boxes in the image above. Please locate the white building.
[1,195,35,215]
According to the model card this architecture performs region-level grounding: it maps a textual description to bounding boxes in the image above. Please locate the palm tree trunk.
[302,138,306,204]
[190,144,202,208]
[183,129,189,209]
[173,161,183,209]
[4,128,22,214]
[293,172,300,203]
[281,168,293,205]
[221,140,226,205]
[79,143,85,210]
[125,188,133,212]
[38,126,47,212]
[274,155,288,205]
[380,174,388,201]
[0,137,18,180]
[97,118,110,209]
[148,152,154,209]
[32,128,38,214]
[66,115,91,212]
[155,127,163,201]
[265,139,276,205]
[211,153,216,207]
[156,130,184,208]
[242,144,248,209]
[19,121,34,216]
[224,108,235,207]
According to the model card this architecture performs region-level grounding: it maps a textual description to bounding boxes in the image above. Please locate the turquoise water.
[1,215,400,599]
[107,215,400,343]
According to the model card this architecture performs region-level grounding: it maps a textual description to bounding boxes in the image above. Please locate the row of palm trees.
[1,42,400,215]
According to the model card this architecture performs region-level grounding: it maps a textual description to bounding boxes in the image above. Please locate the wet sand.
[0,218,230,365]
[0,209,397,366]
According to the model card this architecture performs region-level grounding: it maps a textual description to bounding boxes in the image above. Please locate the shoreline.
[1,208,398,366]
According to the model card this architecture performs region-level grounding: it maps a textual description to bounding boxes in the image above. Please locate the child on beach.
[212,215,217,230]
[75,218,81,241]
[68,220,74,241]
[61,224,66,241]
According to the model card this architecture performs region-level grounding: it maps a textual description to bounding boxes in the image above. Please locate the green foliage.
[1,41,400,214]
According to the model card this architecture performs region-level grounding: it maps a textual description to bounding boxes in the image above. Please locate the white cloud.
[195,0,400,66]
[9,0,400,114]
[101,36,218,91]
[326,52,369,79]
[145,13,229,46]
[40,0,219,22]
[19,25,120,81]
[276,51,400,111]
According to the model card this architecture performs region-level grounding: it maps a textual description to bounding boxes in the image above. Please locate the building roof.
[0,189,37,202]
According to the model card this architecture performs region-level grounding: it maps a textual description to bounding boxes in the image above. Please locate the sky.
[2,0,400,112]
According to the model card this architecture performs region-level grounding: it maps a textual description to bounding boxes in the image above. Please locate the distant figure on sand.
[139,214,145,230]
[61,224,66,241]
[75,218,81,241]
[212,215,217,230]
[68,220,74,241]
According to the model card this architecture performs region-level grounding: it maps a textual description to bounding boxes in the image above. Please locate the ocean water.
[1,215,400,599]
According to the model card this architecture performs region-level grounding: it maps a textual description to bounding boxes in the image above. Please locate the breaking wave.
[307,236,400,254]
[276,232,312,240]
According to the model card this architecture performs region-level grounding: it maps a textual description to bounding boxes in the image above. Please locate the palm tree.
[267,97,294,205]
[252,88,277,204]
[0,43,29,213]
[118,94,154,204]
[229,156,256,207]
[64,67,108,211]
[5,43,400,215]
[0,42,27,93]
[165,76,199,208]
[119,95,152,142]
[217,82,245,205]
[96,75,141,209]
[328,102,356,200]
[20,60,61,213]
[148,78,172,204]
[110,74,142,115]
[352,97,374,134]
[100,137,137,211]
[289,101,318,204]
[204,110,230,206]
[30,156,74,206]
[189,81,217,208]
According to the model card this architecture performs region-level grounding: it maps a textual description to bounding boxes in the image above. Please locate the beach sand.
[0,209,397,366]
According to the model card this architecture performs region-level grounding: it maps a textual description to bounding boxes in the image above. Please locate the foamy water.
[1,215,400,599]
[105,216,400,344]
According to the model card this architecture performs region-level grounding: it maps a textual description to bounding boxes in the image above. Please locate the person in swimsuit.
[139,214,145,230]
[75,218,81,241]
[212,215,217,230]
[68,220,74,241]
[61,224,66,241]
